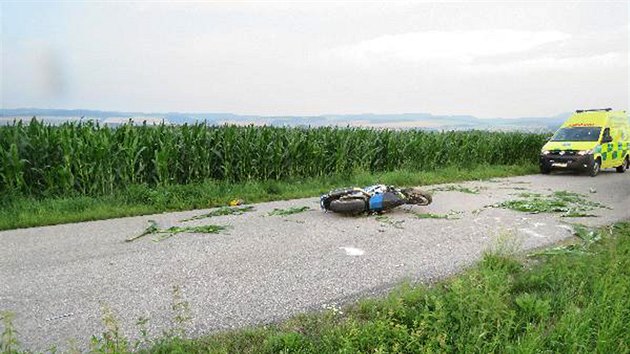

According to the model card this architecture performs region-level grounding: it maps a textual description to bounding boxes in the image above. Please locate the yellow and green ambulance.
[540,108,629,176]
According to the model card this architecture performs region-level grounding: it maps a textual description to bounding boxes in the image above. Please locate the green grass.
[4,223,628,353]
[0,164,536,230]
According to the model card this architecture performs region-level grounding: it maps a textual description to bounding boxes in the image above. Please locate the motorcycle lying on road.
[320,184,432,215]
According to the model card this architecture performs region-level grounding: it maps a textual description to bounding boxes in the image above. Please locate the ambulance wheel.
[540,165,551,174]
[589,158,601,177]
[329,198,367,214]
[616,156,629,173]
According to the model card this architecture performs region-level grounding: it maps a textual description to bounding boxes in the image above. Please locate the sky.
[1,1,628,118]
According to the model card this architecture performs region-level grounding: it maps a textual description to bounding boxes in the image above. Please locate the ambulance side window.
[601,128,612,143]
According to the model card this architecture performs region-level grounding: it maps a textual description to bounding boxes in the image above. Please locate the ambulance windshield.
[551,127,601,142]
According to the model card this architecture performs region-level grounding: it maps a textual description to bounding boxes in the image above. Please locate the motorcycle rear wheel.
[329,198,368,214]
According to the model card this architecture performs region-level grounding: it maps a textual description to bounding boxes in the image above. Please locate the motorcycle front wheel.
[403,188,433,206]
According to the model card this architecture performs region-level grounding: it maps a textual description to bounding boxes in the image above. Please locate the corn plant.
[0,119,547,198]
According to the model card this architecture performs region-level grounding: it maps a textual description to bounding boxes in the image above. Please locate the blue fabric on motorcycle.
[369,194,384,211]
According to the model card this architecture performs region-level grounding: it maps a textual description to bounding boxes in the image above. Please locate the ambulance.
[540,108,630,176]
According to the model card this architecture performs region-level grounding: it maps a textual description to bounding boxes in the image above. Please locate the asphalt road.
[1,172,629,351]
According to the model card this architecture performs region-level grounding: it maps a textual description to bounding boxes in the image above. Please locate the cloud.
[323,30,571,64]
[463,52,626,74]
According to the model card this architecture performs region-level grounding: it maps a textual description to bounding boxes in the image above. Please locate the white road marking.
[340,247,365,256]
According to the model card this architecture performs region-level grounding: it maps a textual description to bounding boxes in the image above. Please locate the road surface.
[1,172,629,351]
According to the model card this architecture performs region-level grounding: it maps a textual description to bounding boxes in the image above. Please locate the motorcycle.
[320,184,432,215]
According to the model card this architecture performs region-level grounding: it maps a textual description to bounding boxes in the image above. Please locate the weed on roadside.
[489,230,523,256]
[90,304,130,353]
[268,206,311,216]
[65,339,81,354]
[170,285,192,338]
[180,205,255,222]
[134,317,151,352]
[1,311,20,354]
[85,287,193,353]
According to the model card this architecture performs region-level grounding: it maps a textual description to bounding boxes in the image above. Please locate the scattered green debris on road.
[152,225,228,242]
[414,213,448,219]
[499,186,528,191]
[180,205,255,222]
[429,184,485,194]
[514,192,544,198]
[268,206,311,216]
[413,210,463,220]
[125,220,160,242]
[494,190,609,217]
[126,220,228,242]
[374,215,405,229]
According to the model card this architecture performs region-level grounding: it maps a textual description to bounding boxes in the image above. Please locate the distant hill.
[0,108,571,131]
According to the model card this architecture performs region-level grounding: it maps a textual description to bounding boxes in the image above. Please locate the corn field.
[0,119,546,197]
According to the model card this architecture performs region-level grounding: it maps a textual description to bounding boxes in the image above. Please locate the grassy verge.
[0,164,536,230]
[2,222,628,353]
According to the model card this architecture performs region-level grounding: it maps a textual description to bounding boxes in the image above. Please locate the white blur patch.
[3,43,67,101]
[340,247,365,256]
